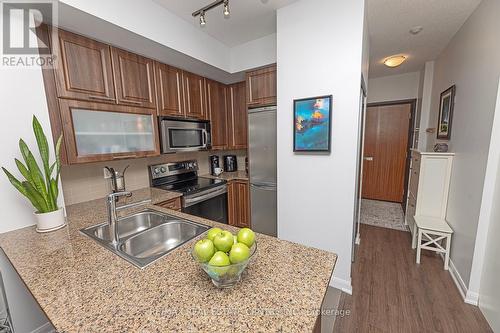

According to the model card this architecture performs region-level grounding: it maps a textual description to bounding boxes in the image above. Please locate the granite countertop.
[201,170,249,181]
[0,187,336,332]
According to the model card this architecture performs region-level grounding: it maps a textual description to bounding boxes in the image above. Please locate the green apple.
[233,235,238,244]
[229,243,250,264]
[206,227,222,241]
[193,239,215,263]
[213,230,234,252]
[208,251,230,266]
[237,228,255,248]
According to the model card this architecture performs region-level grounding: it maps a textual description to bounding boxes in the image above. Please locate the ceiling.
[367,0,482,78]
[152,0,297,47]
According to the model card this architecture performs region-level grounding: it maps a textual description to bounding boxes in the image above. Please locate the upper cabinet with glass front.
[58,100,160,163]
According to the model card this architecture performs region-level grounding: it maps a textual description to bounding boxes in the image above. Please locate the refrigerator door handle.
[250,183,277,191]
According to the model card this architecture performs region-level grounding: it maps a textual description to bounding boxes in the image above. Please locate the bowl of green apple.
[192,227,257,288]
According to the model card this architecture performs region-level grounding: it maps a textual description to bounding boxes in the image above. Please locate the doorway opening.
[360,99,416,231]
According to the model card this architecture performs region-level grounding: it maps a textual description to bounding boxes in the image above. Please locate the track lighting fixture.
[192,0,231,26]
[199,11,206,27]
[223,0,230,17]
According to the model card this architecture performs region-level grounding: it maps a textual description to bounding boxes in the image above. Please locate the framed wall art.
[437,85,456,140]
[293,95,332,152]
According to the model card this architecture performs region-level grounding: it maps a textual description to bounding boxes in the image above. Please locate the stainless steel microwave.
[159,117,211,154]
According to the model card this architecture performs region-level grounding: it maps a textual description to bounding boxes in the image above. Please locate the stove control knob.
[154,167,160,174]
[160,167,166,173]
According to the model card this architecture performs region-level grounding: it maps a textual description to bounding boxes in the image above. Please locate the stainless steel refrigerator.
[248,106,277,236]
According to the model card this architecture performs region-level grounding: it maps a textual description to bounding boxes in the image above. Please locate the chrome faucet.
[106,192,152,246]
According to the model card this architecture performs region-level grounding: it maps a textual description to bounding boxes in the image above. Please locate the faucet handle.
[107,191,132,201]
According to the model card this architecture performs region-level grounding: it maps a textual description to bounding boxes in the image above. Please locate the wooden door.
[228,180,250,228]
[246,64,276,107]
[362,103,411,202]
[207,80,228,150]
[183,71,207,119]
[55,30,115,103]
[228,82,248,149]
[155,63,184,117]
[112,48,156,109]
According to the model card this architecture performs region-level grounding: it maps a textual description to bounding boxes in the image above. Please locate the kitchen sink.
[81,209,209,268]
[120,221,208,259]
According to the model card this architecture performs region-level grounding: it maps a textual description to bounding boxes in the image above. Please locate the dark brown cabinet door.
[55,29,115,103]
[228,180,250,228]
[58,99,160,164]
[246,64,276,107]
[228,82,248,149]
[155,62,184,117]
[183,71,207,119]
[112,48,156,109]
[207,80,228,150]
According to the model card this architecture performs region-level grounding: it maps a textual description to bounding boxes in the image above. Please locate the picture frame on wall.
[437,85,456,140]
[293,95,332,152]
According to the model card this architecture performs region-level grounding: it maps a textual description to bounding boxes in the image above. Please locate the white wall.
[230,33,277,73]
[367,72,420,103]
[416,61,435,149]
[427,0,500,289]
[0,16,64,233]
[475,79,500,330]
[277,0,365,293]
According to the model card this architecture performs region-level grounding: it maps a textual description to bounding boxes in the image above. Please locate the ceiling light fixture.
[223,0,230,17]
[192,0,231,26]
[383,55,407,68]
[199,11,206,27]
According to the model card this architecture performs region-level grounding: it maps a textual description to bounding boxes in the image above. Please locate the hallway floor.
[361,199,409,232]
[333,224,492,332]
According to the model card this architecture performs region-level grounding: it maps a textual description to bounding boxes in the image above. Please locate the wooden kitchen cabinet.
[55,29,116,103]
[58,99,160,163]
[156,197,182,211]
[183,71,207,120]
[246,64,276,107]
[155,62,184,117]
[207,80,228,150]
[112,48,157,109]
[227,81,248,149]
[228,180,251,228]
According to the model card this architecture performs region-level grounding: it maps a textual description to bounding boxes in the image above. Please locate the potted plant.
[2,116,65,233]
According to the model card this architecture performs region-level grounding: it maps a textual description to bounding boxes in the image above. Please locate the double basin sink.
[81,209,209,268]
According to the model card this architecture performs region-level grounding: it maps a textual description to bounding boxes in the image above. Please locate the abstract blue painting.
[293,95,332,152]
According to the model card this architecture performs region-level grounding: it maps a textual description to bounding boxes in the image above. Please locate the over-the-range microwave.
[159,117,211,154]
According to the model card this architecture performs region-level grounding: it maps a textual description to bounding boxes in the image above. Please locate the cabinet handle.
[88,95,115,102]
[112,154,136,160]
[123,100,143,105]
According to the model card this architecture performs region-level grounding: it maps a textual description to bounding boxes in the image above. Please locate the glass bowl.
[192,243,257,288]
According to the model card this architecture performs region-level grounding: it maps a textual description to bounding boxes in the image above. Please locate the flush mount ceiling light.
[193,0,231,26]
[383,55,407,68]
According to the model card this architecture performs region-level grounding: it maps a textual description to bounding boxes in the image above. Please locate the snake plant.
[2,116,63,214]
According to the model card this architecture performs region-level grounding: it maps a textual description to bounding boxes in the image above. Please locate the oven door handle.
[183,186,227,208]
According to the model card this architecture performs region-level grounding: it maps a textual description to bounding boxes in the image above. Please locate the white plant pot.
[34,208,66,233]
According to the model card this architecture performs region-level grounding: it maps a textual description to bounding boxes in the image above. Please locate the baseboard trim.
[330,277,352,295]
[441,254,479,306]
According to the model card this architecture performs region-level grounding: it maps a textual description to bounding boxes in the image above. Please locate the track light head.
[223,0,230,17]
[199,11,206,27]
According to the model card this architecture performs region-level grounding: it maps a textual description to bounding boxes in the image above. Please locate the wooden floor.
[333,224,492,333]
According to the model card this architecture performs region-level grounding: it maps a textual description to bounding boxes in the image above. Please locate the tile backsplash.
[61,150,247,205]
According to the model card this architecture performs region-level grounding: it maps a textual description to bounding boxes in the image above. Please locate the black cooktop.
[155,176,226,195]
